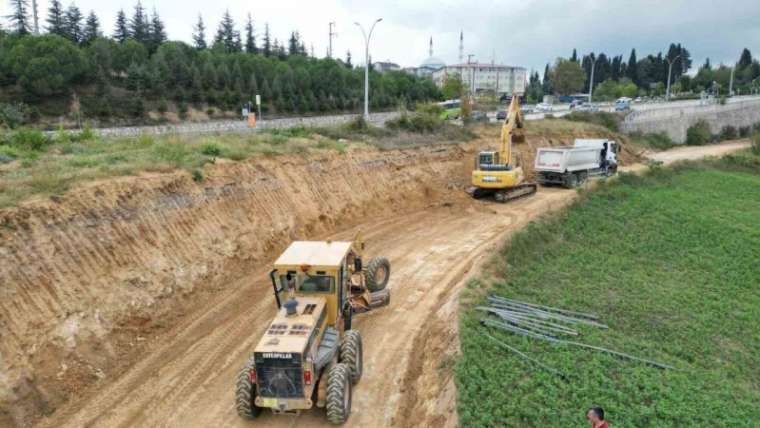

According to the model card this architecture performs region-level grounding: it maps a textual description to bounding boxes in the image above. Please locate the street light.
[588,55,602,103]
[355,18,383,120]
[665,54,682,101]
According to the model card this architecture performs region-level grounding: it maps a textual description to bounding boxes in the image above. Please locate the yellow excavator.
[466,95,538,202]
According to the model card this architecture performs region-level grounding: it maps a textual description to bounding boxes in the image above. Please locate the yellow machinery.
[236,236,390,425]
[466,95,537,202]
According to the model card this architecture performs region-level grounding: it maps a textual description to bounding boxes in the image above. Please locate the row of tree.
[526,44,760,102]
[0,1,439,121]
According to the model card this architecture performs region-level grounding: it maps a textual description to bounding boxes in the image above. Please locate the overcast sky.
[3,0,759,74]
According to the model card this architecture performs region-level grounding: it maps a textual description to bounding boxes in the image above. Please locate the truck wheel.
[340,330,363,384]
[326,363,352,425]
[235,357,262,419]
[563,173,577,189]
[364,257,390,292]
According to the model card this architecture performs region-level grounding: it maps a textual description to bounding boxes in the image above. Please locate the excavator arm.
[499,95,525,168]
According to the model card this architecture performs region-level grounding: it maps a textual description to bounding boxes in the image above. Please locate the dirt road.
[37,142,749,428]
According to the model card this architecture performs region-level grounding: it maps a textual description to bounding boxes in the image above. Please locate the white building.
[373,61,401,73]
[432,63,527,96]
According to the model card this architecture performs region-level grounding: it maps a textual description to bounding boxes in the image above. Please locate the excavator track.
[466,183,538,203]
[494,183,538,203]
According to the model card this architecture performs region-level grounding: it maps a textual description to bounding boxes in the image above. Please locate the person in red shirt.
[587,406,609,428]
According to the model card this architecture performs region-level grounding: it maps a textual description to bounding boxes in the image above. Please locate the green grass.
[456,157,760,427]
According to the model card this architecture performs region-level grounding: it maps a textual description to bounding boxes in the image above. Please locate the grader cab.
[235,237,390,425]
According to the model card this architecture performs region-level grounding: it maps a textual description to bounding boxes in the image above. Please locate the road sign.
[255,95,261,106]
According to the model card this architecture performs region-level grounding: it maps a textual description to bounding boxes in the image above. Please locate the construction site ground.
[0,123,749,427]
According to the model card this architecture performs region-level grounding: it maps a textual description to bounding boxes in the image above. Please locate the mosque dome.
[420,56,446,70]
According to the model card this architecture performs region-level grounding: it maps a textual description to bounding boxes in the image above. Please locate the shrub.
[630,131,677,150]
[753,122,760,134]
[386,111,442,133]
[685,120,711,146]
[191,169,204,182]
[719,125,738,141]
[565,111,620,131]
[752,133,760,156]
[7,128,52,151]
[739,126,751,138]
[346,116,368,132]
[157,99,169,114]
[0,103,27,129]
[201,143,222,157]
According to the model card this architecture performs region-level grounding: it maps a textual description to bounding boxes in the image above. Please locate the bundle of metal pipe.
[480,295,675,371]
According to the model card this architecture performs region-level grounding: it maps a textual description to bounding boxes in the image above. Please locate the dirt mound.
[0,123,626,427]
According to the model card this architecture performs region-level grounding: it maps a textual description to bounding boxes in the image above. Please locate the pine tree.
[570,48,578,63]
[192,15,206,49]
[214,10,240,53]
[738,48,753,69]
[346,50,352,68]
[82,11,101,44]
[148,8,167,51]
[8,0,31,34]
[64,4,84,44]
[262,23,271,57]
[130,1,149,44]
[244,13,256,54]
[627,49,638,85]
[113,9,129,43]
[46,0,66,35]
[288,32,298,56]
[542,63,552,94]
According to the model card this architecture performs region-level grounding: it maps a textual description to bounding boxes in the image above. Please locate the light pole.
[588,55,602,103]
[355,18,382,120]
[665,54,681,101]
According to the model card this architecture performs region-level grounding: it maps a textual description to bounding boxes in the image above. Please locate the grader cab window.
[297,274,334,293]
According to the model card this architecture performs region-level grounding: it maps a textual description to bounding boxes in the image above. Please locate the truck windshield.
[297,274,334,293]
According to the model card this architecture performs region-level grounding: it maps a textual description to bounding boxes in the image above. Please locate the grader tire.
[235,357,262,419]
[326,363,352,425]
[364,257,390,292]
[340,330,363,384]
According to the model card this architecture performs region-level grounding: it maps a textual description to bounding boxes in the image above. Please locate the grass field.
[456,154,760,427]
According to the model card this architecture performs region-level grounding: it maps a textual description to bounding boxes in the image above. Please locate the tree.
[8,0,31,34]
[6,34,87,96]
[441,74,464,100]
[626,49,638,85]
[64,4,84,44]
[214,10,241,52]
[526,71,543,103]
[147,8,167,52]
[738,48,753,69]
[570,48,578,63]
[542,63,552,94]
[345,50,352,68]
[46,0,66,36]
[550,58,585,95]
[192,15,206,49]
[113,9,129,43]
[262,23,271,57]
[82,11,101,45]
[244,13,256,53]
[288,32,299,56]
[129,1,149,44]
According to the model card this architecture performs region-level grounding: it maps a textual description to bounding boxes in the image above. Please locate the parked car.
[615,98,631,111]
[536,102,553,112]
[574,103,599,112]
[570,99,585,109]
[496,110,507,120]
[471,111,489,122]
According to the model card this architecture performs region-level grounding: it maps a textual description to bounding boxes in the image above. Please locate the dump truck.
[235,237,390,425]
[534,139,618,188]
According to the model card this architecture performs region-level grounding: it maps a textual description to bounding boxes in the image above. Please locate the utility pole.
[729,65,735,96]
[328,22,336,58]
[588,54,603,103]
[467,54,476,98]
[355,18,383,120]
[665,54,681,101]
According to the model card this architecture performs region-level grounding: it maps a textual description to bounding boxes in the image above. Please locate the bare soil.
[1,124,744,428]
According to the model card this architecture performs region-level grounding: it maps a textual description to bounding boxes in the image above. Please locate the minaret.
[459,30,464,64]
[429,37,433,57]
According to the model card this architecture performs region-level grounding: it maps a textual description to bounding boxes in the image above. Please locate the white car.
[536,102,553,112]
[574,103,599,112]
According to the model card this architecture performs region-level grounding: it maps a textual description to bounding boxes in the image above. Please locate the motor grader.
[235,236,390,425]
